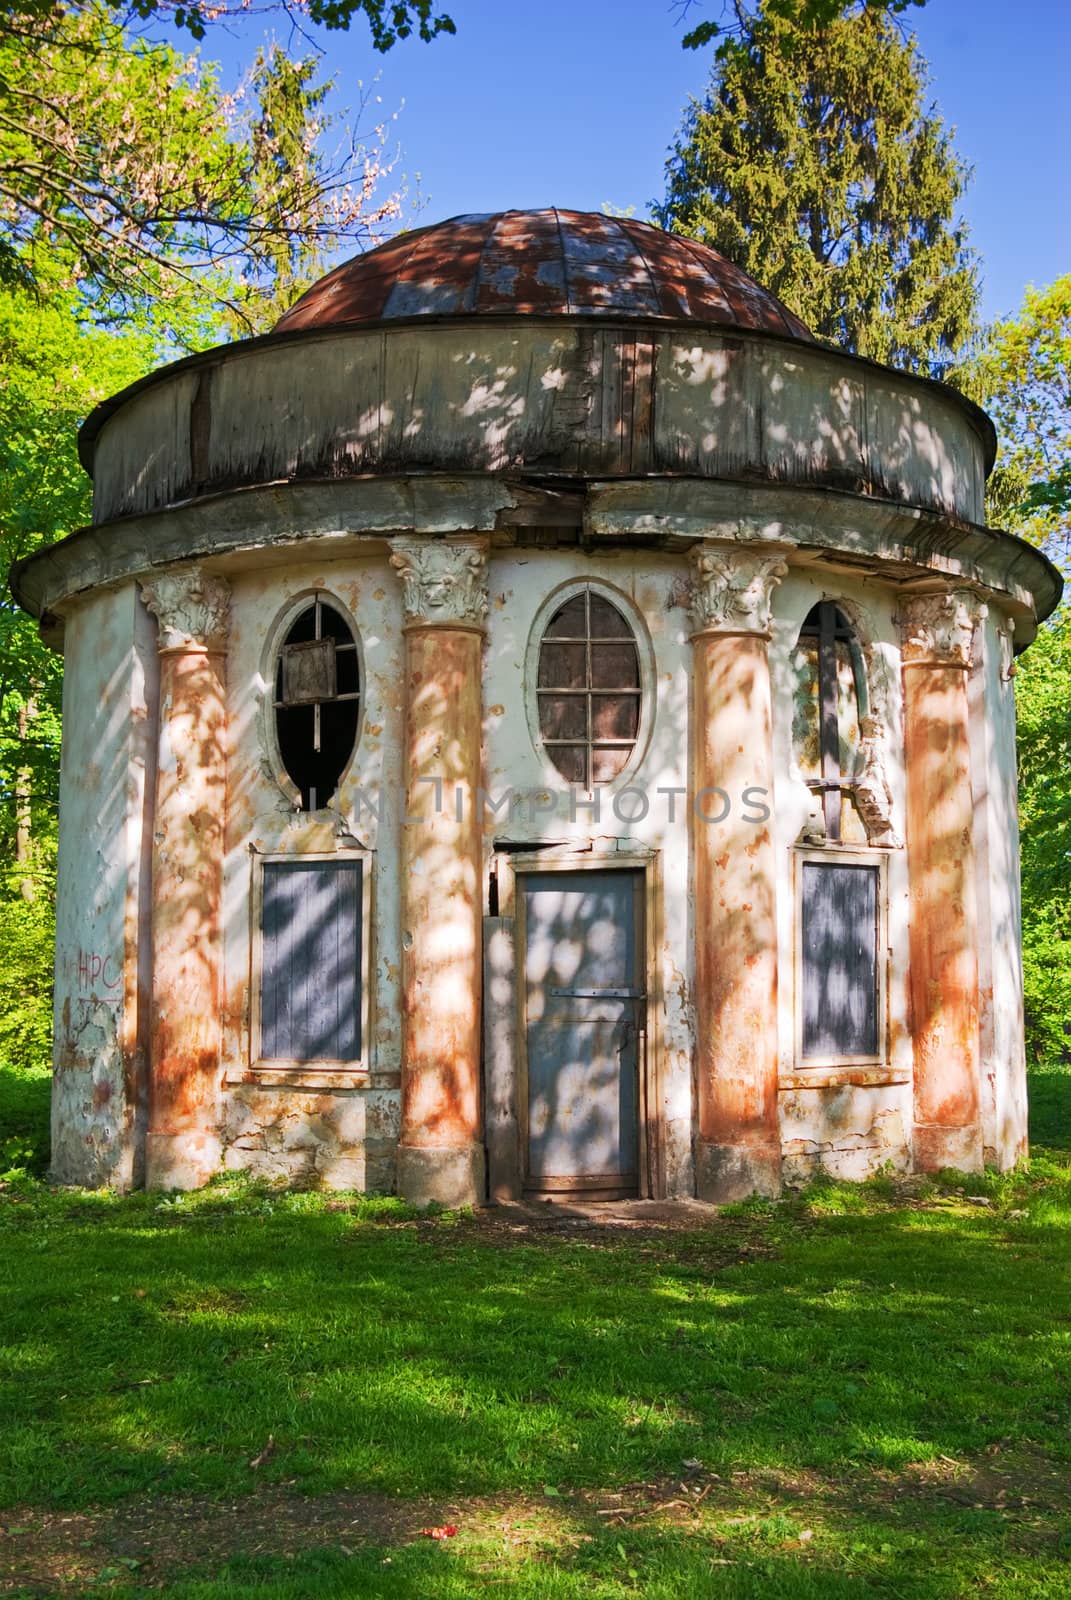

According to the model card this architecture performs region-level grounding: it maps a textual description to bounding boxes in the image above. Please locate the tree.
[1014,607,1071,1063]
[673,0,925,55]
[0,285,167,1099]
[0,284,162,872]
[0,6,405,334]
[952,278,1071,1061]
[0,0,427,1138]
[654,2,978,375]
[5,0,455,48]
[956,277,1071,567]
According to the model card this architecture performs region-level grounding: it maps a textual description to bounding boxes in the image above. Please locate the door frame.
[499,847,665,1200]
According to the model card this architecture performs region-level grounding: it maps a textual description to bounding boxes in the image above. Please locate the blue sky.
[215,0,1070,325]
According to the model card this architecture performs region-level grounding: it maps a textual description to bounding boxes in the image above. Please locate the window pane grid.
[537,587,641,787]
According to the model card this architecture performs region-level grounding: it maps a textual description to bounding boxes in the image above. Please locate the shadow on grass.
[2,1171,1070,1511]
[0,1135,1068,1594]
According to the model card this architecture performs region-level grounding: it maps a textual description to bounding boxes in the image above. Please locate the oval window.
[536,587,641,786]
[273,595,360,810]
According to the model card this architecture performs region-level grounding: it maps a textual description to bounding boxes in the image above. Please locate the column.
[899,590,984,1172]
[140,568,231,1189]
[389,536,488,1207]
[690,545,787,1203]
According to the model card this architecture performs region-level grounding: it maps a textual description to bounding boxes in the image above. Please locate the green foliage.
[955,275,1071,564]
[1014,607,1071,1062]
[949,279,1071,1060]
[0,288,168,1162]
[1016,608,1071,903]
[678,0,925,55]
[0,7,403,333]
[94,0,455,47]
[1023,913,1071,1066]
[0,887,54,1077]
[4,0,456,49]
[0,286,160,556]
[0,874,53,1177]
[0,285,161,869]
[1026,1060,1071,1151]
[0,1065,50,1180]
[656,1,978,374]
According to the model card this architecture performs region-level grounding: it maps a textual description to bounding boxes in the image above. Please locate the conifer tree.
[656,3,978,374]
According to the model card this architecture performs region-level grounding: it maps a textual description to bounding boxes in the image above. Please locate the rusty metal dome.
[272,209,815,342]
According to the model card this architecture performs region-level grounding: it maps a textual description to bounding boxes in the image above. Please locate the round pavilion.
[13,209,1061,1203]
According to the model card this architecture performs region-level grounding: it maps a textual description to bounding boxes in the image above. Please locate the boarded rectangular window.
[801,861,879,1059]
[261,860,362,1062]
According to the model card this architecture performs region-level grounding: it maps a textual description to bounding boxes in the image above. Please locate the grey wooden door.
[522,870,644,1196]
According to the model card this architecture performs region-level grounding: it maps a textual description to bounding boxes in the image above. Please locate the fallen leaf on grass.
[249,1437,276,1470]
[421,1525,458,1540]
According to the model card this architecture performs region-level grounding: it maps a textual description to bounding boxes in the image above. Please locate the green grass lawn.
[0,1066,1069,1598]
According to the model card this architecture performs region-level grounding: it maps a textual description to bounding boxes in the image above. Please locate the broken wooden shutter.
[801,861,879,1059]
[261,860,362,1062]
[794,603,865,841]
[273,595,361,811]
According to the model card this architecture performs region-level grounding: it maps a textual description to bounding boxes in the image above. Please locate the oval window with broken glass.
[273,595,361,811]
[536,587,642,787]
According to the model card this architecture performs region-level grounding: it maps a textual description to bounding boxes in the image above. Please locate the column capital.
[898,588,987,669]
[141,567,231,654]
[389,536,489,631]
[689,544,788,637]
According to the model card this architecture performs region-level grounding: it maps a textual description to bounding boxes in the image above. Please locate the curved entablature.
[11,474,1062,644]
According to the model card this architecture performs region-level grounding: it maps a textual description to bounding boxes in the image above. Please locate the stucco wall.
[46,536,1033,1197]
[970,606,1028,1168]
[770,569,914,1182]
[219,554,404,1189]
[482,549,696,1196]
[51,582,156,1187]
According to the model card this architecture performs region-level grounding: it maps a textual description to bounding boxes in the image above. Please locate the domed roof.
[272,208,815,342]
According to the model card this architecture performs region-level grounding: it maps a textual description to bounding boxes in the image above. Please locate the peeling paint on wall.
[780,1095,910,1185]
[223,1085,399,1190]
[51,583,156,1190]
